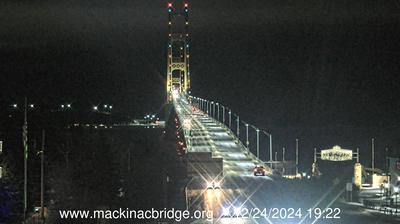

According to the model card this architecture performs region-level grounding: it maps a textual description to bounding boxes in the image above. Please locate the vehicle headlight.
[222,207,230,216]
[233,206,242,216]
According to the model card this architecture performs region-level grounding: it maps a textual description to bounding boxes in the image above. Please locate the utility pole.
[23,97,28,222]
[40,130,45,223]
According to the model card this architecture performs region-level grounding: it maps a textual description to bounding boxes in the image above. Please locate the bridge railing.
[188,95,274,165]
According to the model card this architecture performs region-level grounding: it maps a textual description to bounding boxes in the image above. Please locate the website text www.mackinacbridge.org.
[59,208,213,222]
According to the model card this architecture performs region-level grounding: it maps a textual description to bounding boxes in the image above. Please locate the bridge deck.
[174,95,264,176]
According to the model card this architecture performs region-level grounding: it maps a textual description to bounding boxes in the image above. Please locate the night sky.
[1,0,400,168]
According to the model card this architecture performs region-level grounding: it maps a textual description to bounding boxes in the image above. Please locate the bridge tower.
[166,2,190,102]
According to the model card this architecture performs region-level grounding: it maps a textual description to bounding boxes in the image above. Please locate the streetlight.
[245,123,249,149]
[256,129,260,159]
[211,101,214,118]
[0,141,3,179]
[9,98,36,219]
[228,110,232,129]
[394,186,399,214]
[213,102,216,118]
[296,139,299,176]
[216,103,220,121]
[236,115,240,137]
[221,105,225,124]
[93,106,98,111]
[66,104,71,108]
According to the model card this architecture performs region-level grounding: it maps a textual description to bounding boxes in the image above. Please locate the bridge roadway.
[170,95,400,224]
[173,94,271,176]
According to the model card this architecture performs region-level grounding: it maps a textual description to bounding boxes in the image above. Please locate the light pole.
[23,98,29,221]
[282,147,286,175]
[256,129,260,159]
[394,187,399,215]
[216,103,220,121]
[228,110,232,129]
[264,132,271,165]
[296,138,299,176]
[236,115,240,137]
[372,138,375,175]
[269,135,273,164]
[0,140,3,179]
[211,101,215,118]
[39,130,45,223]
[245,124,249,149]
[222,105,225,124]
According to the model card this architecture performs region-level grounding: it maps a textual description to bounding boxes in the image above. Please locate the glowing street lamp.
[228,110,232,128]
[211,101,215,118]
[93,106,98,111]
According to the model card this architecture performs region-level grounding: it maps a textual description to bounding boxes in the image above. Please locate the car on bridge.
[253,165,266,176]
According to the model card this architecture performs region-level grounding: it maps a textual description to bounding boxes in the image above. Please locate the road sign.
[321,145,352,161]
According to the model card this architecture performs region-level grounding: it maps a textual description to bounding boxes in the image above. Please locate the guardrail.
[188,95,274,166]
